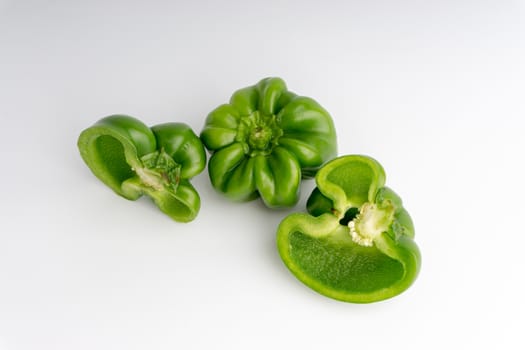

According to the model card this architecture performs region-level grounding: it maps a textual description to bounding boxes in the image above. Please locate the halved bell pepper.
[277,155,421,303]
[78,115,206,222]
[200,77,337,208]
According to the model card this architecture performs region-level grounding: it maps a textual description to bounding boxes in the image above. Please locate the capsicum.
[78,115,206,222]
[200,77,337,208]
[277,155,421,303]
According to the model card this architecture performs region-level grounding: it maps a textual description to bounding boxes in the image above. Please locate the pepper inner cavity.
[339,207,359,226]
[94,135,134,183]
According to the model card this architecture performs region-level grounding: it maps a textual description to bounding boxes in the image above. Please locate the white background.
[1,0,524,349]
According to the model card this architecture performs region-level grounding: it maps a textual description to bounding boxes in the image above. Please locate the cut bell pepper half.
[277,155,421,303]
[78,115,206,222]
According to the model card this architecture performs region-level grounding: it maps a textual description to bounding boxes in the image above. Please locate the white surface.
[1,1,524,349]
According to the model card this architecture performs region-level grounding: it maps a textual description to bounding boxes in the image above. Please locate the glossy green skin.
[200,77,337,208]
[78,115,206,222]
[277,155,421,303]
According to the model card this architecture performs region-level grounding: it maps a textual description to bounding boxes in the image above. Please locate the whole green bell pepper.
[78,115,206,222]
[200,77,337,208]
[277,155,421,303]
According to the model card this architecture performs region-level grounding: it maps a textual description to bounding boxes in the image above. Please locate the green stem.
[236,111,283,157]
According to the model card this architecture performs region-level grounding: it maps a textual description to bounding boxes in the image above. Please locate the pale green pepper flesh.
[277,155,421,303]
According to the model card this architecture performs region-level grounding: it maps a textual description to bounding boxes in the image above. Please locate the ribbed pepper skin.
[78,115,206,222]
[200,77,337,208]
[277,155,421,303]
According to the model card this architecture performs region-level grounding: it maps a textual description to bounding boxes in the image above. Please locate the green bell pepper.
[200,77,337,208]
[78,115,206,222]
[277,155,421,303]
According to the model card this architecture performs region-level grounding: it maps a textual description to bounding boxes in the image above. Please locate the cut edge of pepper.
[276,213,420,303]
[314,155,386,216]
[78,125,144,198]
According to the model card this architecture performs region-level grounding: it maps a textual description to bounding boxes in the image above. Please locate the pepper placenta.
[200,77,337,208]
[277,155,421,303]
[78,115,206,222]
